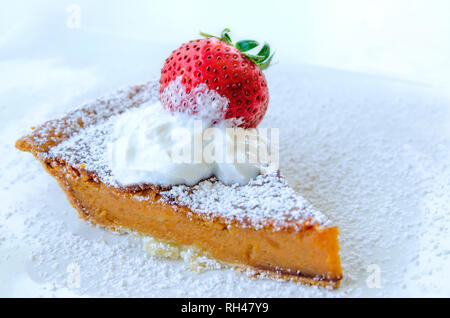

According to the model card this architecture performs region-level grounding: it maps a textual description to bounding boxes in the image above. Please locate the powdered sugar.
[20,81,159,153]
[161,77,230,125]
[45,115,118,185]
[160,174,328,229]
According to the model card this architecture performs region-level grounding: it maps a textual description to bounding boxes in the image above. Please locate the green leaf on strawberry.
[200,28,275,70]
[235,40,259,52]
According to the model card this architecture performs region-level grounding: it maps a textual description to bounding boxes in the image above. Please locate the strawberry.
[159,28,274,128]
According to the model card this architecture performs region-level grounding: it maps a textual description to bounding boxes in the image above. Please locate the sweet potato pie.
[15,81,342,288]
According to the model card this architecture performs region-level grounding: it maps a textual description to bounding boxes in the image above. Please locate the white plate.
[1,60,449,297]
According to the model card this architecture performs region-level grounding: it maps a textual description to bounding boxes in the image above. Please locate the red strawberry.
[159,28,274,128]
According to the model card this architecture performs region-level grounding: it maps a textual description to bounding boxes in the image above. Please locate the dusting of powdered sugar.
[22,81,159,152]
[160,76,243,127]
[161,77,228,122]
[45,113,118,186]
[159,174,328,229]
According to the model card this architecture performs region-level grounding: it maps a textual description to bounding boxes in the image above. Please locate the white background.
[1,0,450,87]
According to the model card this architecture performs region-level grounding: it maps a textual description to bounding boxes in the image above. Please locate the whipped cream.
[108,101,262,186]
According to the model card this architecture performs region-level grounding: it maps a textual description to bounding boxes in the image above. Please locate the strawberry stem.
[200,28,275,70]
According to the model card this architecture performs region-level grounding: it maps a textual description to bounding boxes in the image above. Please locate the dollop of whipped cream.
[108,101,262,186]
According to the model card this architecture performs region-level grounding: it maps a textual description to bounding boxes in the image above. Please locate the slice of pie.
[15,81,342,288]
